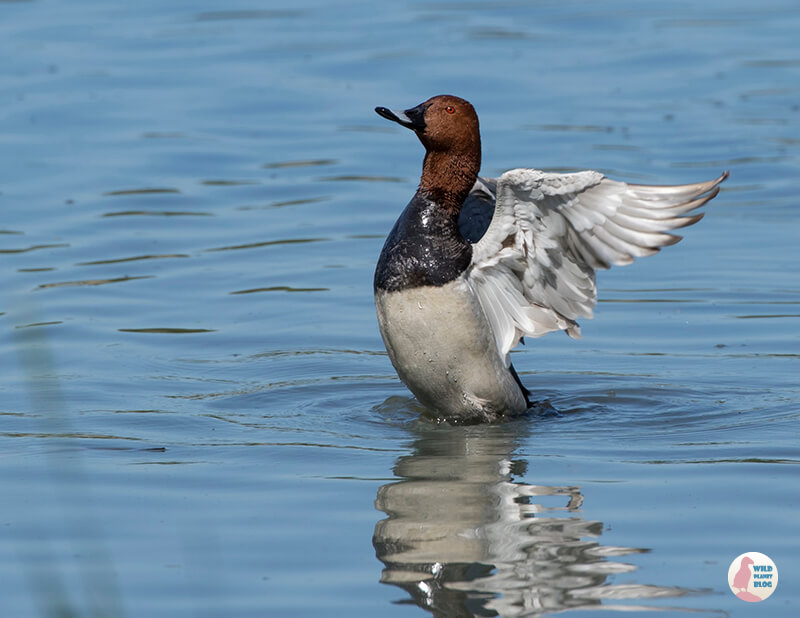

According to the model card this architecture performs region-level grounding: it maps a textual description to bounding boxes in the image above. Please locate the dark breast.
[374,193,472,293]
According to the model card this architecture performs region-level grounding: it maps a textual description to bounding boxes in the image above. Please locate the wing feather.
[468,168,728,362]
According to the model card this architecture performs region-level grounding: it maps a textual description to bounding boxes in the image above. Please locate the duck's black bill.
[375,103,427,131]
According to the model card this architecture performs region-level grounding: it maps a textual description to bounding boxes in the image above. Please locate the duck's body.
[376,275,528,419]
[374,95,727,422]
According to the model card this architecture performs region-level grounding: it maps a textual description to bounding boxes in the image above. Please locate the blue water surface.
[1,1,798,616]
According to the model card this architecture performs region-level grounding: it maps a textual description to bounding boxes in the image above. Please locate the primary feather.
[468,168,729,363]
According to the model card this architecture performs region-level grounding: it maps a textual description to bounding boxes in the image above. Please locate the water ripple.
[118,328,216,334]
[36,275,153,289]
[317,174,405,183]
[77,254,189,266]
[237,196,330,210]
[1,243,70,254]
[263,159,337,169]
[102,188,181,196]
[205,237,329,252]
[200,179,259,186]
[193,10,304,22]
[101,210,212,217]
[230,286,329,295]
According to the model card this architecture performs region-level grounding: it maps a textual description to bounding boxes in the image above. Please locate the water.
[1,1,798,616]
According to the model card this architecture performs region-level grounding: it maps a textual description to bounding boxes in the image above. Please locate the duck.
[373,94,727,422]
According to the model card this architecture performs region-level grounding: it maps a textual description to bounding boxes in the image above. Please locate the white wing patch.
[469,168,728,364]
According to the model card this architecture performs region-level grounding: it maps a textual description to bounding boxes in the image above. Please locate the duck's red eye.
[445,105,455,114]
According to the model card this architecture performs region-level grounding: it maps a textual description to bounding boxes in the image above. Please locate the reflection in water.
[373,423,692,616]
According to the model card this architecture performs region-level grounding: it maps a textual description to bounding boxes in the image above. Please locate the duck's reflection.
[373,422,684,616]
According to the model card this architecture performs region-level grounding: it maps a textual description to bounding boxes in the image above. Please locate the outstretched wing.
[468,168,728,362]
